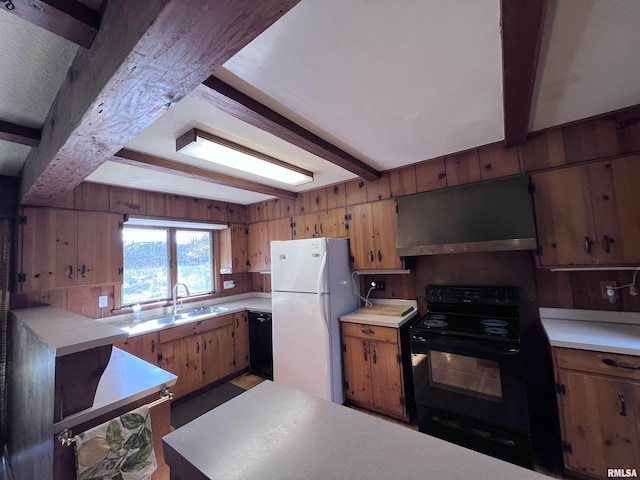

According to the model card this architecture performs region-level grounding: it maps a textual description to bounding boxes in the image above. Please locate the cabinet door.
[54,210,78,288]
[114,332,159,365]
[347,204,376,270]
[234,311,250,371]
[247,221,267,271]
[77,212,123,285]
[557,369,640,477]
[200,330,221,386]
[318,208,347,238]
[589,156,640,264]
[160,336,200,399]
[370,340,405,416]
[218,324,236,378]
[342,335,372,405]
[371,199,402,269]
[219,224,248,273]
[292,214,314,239]
[21,207,57,291]
[532,167,597,266]
[266,218,293,269]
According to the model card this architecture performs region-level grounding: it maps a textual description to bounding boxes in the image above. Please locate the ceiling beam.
[113,149,298,200]
[0,120,41,146]
[2,0,101,49]
[19,0,300,206]
[192,76,381,181]
[501,0,548,147]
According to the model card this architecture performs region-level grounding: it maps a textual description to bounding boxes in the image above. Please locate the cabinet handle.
[362,328,374,334]
[237,318,239,327]
[81,264,87,278]
[203,340,207,352]
[372,349,377,364]
[602,358,640,370]
[320,223,323,234]
[150,340,155,354]
[603,235,614,253]
[618,393,627,416]
[369,250,374,262]
[584,236,593,254]
[363,346,368,362]
[196,342,200,354]
[68,265,73,279]
[377,250,382,262]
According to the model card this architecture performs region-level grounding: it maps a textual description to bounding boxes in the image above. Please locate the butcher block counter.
[339,299,418,327]
[163,381,551,480]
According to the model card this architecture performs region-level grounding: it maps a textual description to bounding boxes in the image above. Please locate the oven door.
[411,333,530,436]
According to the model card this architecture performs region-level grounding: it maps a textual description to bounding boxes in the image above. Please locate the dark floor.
[171,382,246,428]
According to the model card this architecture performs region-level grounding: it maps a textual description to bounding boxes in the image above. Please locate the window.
[122,226,214,306]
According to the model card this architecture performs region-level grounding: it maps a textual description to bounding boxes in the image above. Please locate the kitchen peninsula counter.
[163,381,550,480]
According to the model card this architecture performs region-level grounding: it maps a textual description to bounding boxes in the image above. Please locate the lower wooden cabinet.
[114,331,159,365]
[341,322,407,420]
[552,347,640,479]
[234,311,250,371]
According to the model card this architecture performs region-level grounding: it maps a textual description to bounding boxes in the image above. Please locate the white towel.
[74,405,157,480]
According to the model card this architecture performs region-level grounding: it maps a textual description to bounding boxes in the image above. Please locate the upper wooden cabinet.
[20,208,123,291]
[247,221,268,272]
[532,155,640,267]
[292,208,347,240]
[347,199,402,270]
[219,224,248,274]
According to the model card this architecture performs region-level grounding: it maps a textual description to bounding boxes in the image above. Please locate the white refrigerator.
[271,237,357,404]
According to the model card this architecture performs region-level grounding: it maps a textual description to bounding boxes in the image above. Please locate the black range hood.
[396,174,537,256]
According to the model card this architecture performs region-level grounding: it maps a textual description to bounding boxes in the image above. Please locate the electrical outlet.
[600,281,617,300]
[98,295,108,308]
[370,281,385,291]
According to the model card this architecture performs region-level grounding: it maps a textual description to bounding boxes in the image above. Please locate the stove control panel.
[426,285,518,306]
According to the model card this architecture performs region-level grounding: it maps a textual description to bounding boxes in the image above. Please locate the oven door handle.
[411,335,521,355]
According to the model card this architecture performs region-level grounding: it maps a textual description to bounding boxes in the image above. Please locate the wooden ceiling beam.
[19,0,300,206]
[2,0,101,49]
[113,149,298,200]
[0,120,41,146]
[193,76,381,181]
[501,0,548,147]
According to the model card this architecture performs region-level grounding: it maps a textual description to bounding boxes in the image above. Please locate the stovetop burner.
[423,319,448,328]
[484,326,509,335]
[481,319,509,327]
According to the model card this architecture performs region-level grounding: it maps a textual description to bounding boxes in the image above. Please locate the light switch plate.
[98,295,108,308]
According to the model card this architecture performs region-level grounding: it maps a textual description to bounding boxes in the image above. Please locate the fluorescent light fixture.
[125,216,228,230]
[176,128,314,186]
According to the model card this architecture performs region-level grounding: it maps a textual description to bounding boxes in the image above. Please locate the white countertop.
[10,306,128,357]
[540,307,640,356]
[163,381,549,480]
[55,347,177,432]
[339,299,419,327]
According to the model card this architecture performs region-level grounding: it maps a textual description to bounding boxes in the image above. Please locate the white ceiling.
[1,0,640,205]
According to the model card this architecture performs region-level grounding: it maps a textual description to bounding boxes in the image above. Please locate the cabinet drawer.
[199,314,233,333]
[554,347,640,381]
[341,322,398,343]
[159,322,199,343]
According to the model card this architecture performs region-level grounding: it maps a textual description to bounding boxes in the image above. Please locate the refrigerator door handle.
[316,251,330,336]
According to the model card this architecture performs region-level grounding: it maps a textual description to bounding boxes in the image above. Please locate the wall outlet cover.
[223,280,235,289]
[98,295,108,308]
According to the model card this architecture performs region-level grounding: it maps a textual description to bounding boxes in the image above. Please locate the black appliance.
[410,285,533,468]
[249,311,273,379]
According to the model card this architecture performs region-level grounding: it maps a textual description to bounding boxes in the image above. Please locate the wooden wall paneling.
[360,273,416,301]
[253,202,267,222]
[415,158,447,192]
[165,194,188,219]
[67,286,104,318]
[138,190,166,217]
[74,183,109,211]
[250,272,271,293]
[478,143,521,180]
[206,200,225,223]
[295,191,311,214]
[109,186,140,214]
[562,117,621,164]
[265,198,282,220]
[50,190,74,209]
[247,203,259,224]
[225,203,247,224]
[310,188,327,212]
[366,172,391,202]
[326,183,347,209]
[444,150,481,186]
[389,166,417,197]
[535,270,574,309]
[186,197,209,221]
[276,198,293,218]
[344,179,368,206]
[569,271,623,311]
[24,289,67,310]
[519,129,566,172]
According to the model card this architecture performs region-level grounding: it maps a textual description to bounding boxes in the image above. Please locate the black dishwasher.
[248,311,273,379]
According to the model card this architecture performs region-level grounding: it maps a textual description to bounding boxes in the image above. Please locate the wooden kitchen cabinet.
[114,331,159,365]
[248,221,268,271]
[532,155,640,267]
[552,347,640,479]
[234,311,250,371]
[19,208,123,291]
[341,322,407,420]
[347,199,402,270]
[219,224,249,273]
[158,314,236,399]
[292,208,347,239]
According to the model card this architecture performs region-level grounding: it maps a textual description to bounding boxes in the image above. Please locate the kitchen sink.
[118,305,231,333]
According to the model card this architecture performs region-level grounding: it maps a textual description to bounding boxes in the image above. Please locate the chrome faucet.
[172,283,191,315]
